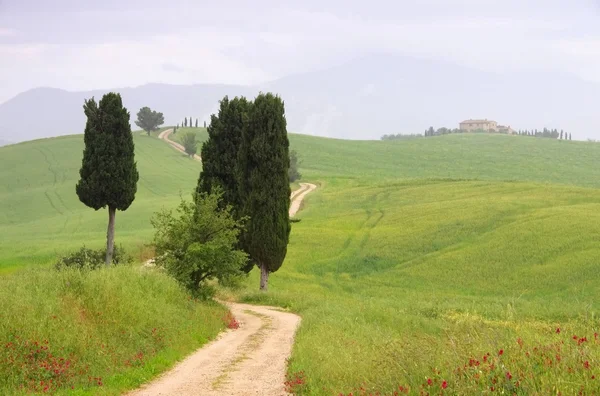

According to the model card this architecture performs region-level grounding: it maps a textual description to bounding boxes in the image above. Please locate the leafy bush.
[55,245,131,270]
[151,191,247,298]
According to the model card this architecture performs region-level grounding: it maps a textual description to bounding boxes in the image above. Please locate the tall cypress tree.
[196,96,253,272]
[197,96,249,210]
[195,118,198,128]
[237,93,290,290]
[76,93,139,265]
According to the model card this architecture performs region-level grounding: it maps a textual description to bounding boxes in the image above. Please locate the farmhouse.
[459,119,514,134]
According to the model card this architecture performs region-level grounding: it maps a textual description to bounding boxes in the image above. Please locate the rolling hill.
[3,131,600,393]
[0,131,201,271]
[3,54,600,142]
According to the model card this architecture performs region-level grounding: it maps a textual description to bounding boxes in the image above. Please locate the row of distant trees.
[382,127,573,141]
[177,117,207,129]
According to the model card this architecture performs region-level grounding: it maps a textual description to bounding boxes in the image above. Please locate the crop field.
[233,134,600,394]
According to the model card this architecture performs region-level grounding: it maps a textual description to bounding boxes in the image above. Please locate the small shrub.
[151,191,247,298]
[55,245,131,270]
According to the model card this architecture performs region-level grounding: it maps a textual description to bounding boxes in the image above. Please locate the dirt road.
[158,129,202,162]
[130,183,317,396]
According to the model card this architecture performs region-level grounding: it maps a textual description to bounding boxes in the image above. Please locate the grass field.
[0,130,201,272]
[0,266,227,395]
[231,134,600,394]
[3,131,600,394]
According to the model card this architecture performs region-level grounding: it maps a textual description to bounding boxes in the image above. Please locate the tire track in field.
[36,147,63,215]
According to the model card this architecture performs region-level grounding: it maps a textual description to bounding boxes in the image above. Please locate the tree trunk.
[259,263,269,291]
[105,206,116,266]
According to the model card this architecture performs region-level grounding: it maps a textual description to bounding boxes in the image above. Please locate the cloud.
[1,0,600,103]
[161,63,185,73]
[0,28,16,37]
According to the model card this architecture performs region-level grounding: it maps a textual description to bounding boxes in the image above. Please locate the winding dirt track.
[158,128,202,162]
[129,183,317,396]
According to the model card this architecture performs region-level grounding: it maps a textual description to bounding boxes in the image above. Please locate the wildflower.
[556,328,561,334]
[506,372,512,380]
[441,381,448,389]
[427,378,433,386]
[584,361,590,369]
[498,349,504,356]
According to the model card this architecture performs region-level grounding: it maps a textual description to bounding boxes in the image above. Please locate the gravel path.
[129,183,317,396]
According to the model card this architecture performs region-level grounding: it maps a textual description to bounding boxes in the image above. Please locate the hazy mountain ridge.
[2,54,600,142]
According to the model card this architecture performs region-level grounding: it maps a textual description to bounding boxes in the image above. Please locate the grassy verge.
[0,265,227,395]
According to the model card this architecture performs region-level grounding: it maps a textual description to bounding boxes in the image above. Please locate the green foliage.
[151,191,247,298]
[197,96,250,212]
[288,150,302,182]
[55,245,131,270]
[238,93,291,288]
[76,93,139,212]
[0,266,226,394]
[181,132,197,157]
[134,106,165,136]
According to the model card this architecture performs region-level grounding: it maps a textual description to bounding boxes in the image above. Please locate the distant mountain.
[2,53,600,142]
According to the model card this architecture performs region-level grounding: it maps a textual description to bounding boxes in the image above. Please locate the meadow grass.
[0,265,227,395]
[0,131,201,271]
[235,178,600,394]
[226,133,600,394]
[4,131,600,394]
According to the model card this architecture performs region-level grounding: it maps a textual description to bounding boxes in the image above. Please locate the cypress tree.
[184,117,187,127]
[195,118,198,128]
[197,96,249,210]
[569,133,572,140]
[196,96,253,272]
[76,93,139,265]
[204,120,207,128]
[237,93,290,290]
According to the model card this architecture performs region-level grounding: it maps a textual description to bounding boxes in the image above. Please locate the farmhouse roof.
[460,119,495,124]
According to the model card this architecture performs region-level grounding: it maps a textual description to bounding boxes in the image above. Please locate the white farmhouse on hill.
[459,119,514,134]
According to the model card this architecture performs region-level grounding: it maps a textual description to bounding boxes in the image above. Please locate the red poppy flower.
[441,381,448,389]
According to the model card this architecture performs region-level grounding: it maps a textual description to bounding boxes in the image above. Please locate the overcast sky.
[1,0,600,104]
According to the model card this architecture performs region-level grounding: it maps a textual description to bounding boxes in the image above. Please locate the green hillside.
[3,131,600,393]
[291,133,600,187]
[0,132,201,271]
[237,133,600,394]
